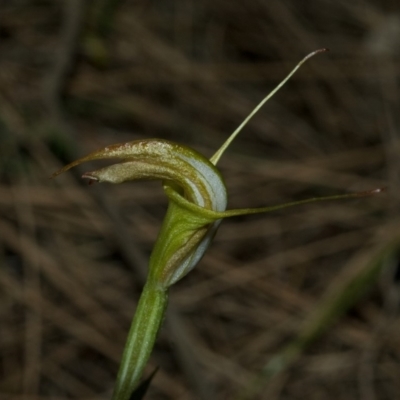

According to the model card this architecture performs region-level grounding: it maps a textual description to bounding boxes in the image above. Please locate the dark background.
[0,1,399,399]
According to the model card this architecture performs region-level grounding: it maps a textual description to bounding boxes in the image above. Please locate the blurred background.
[0,0,399,399]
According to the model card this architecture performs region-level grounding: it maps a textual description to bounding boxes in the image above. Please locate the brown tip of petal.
[355,187,386,197]
[303,48,329,62]
[369,186,386,195]
[50,168,67,179]
[50,159,85,179]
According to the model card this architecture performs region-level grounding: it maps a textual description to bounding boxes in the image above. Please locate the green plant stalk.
[112,281,168,400]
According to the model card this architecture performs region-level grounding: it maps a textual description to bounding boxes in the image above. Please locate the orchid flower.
[52,49,381,400]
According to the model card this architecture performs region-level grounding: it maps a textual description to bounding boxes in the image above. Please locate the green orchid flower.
[52,49,381,400]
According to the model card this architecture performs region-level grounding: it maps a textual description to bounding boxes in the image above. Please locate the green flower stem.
[112,281,168,400]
